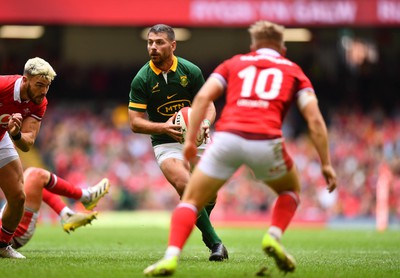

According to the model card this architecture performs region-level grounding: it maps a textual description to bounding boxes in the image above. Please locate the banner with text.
[1,0,400,26]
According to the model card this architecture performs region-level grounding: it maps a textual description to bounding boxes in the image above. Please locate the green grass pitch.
[1,211,399,278]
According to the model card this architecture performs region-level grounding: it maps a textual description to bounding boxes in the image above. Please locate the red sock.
[270,191,300,233]
[0,226,14,245]
[45,173,83,200]
[42,190,67,215]
[168,203,198,249]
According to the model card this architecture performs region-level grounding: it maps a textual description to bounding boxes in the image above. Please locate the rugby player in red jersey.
[0,167,109,251]
[0,57,56,258]
[144,21,337,276]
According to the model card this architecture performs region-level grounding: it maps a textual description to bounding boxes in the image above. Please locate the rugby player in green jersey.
[128,24,228,261]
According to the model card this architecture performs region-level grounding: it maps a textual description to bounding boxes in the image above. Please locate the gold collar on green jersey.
[149,56,178,75]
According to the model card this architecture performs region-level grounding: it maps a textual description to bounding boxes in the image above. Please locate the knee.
[25,167,50,185]
[7,190,26,208]
[174,182,186,197]
[17,191,26,207]
[171,178,188,197]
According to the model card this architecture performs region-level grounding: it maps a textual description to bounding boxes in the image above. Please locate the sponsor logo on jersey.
[23,108,31,115]
[180,76,188,87]
[157,100,191,116]
[167,93,177,99]
[152,82,160,93]
[237,99,269,108]
[241,54,293,66]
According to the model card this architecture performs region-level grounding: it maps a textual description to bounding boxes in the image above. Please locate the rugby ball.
[174,107,205,146]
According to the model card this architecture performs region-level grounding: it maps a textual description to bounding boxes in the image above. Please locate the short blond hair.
[24,57,56,81]
[248,21,285,47]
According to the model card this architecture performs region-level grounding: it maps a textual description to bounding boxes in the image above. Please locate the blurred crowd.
[15,102,398,223]
[1,29,400,223]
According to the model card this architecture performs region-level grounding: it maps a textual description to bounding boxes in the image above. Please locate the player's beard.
[149,50,170,70]
[150,53,163,67]
[27,83,44,105]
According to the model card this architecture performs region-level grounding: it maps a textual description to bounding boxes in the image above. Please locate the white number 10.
[238,66,283,100]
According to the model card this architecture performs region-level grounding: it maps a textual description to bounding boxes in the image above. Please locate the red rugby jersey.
[212,48,314,137]
[0,75,47,140]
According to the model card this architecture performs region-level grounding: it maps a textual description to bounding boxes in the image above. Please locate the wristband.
[11,131,22,141]
[203,119,211,126]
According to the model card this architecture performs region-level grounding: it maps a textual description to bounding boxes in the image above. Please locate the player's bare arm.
[203,102,217,125]
[300,98,337,192]
[184,78,223,160]
[128,110,183,142]
[189,77,223,141]
[10,115,41,152]
[200,102,217,141]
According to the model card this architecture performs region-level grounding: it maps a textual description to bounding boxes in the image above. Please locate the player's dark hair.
[148,24,175,41]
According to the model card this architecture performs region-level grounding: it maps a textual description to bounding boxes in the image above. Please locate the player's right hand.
[8,113,23,134]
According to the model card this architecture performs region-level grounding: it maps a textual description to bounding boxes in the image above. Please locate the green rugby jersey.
[129,56,205,146]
